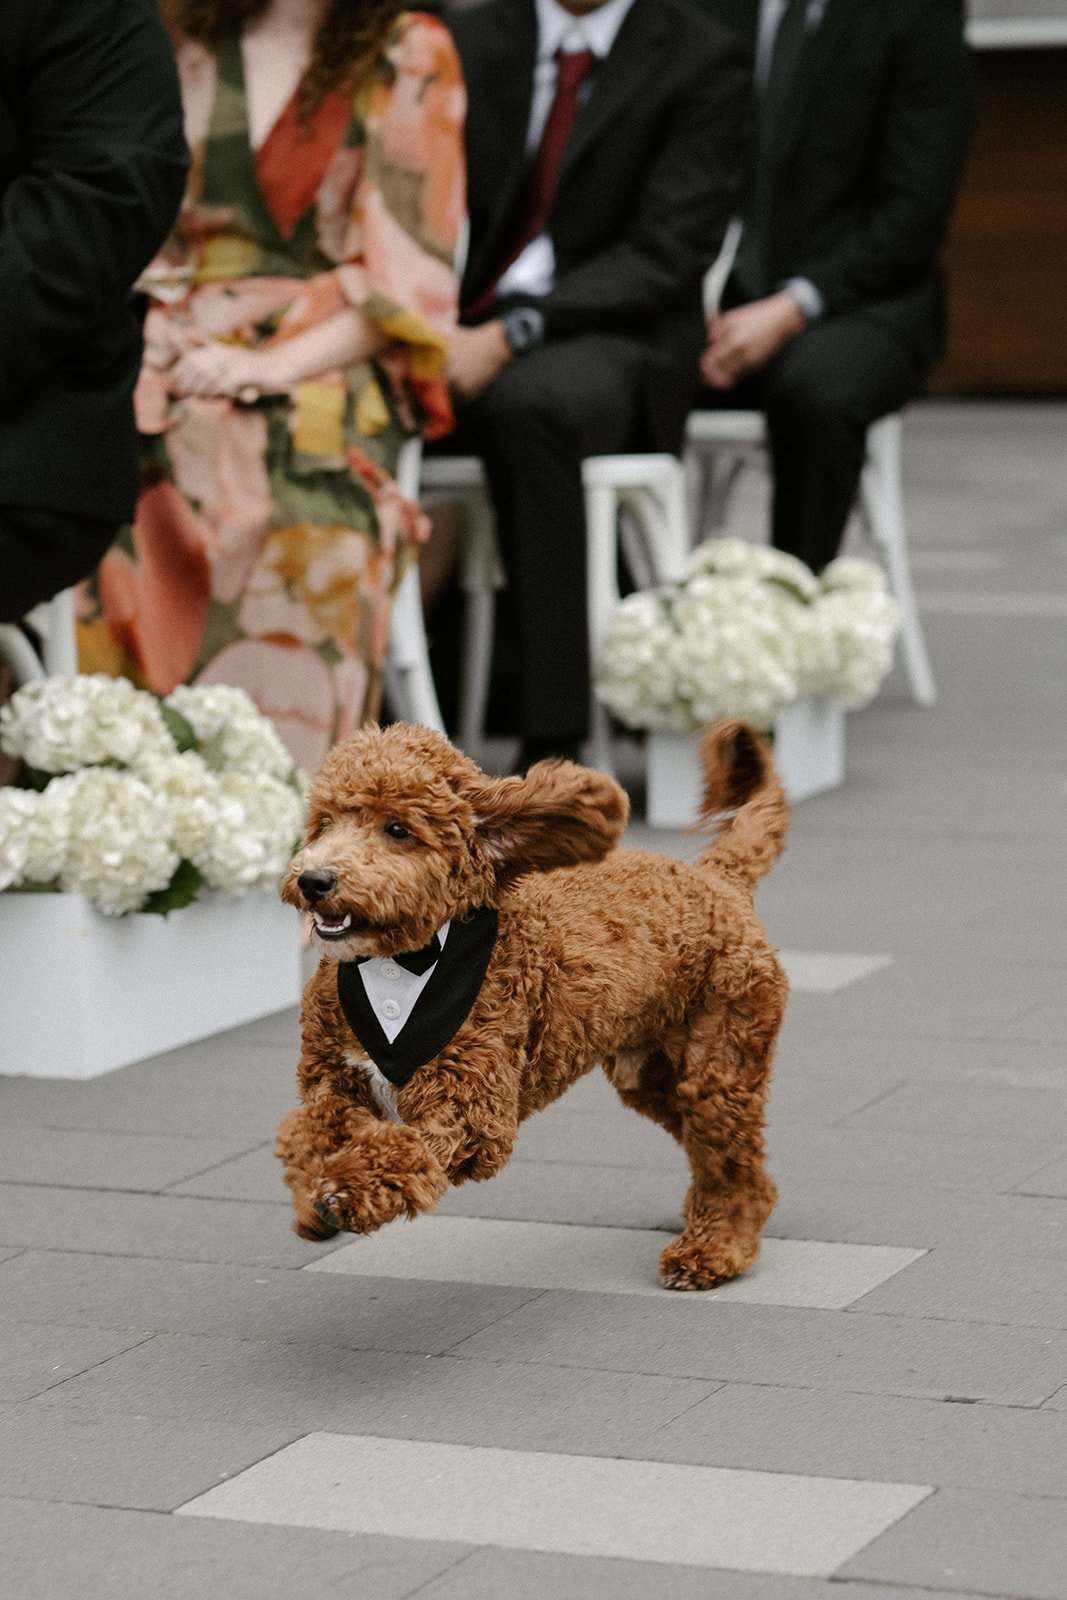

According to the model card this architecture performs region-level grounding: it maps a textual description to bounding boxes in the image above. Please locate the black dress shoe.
[516,736,582,772]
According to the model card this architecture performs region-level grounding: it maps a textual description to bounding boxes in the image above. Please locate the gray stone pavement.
[1,401,1066,1598]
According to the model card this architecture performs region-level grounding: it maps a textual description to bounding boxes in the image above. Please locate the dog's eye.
[384,822,410,841]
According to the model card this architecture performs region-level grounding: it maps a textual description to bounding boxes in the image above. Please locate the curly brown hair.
[165,0,407,115]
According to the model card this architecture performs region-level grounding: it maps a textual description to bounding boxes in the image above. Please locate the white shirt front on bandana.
[357,922,451,1043]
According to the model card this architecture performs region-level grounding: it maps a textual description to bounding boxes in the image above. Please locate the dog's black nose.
[298,869,337,904]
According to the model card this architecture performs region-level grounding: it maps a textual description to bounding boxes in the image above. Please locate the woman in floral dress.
[77,0,465,769]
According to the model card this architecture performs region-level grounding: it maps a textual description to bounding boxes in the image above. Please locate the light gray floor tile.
[50,1334,718,1454]
[772,1030,1067,1092]
[0,1250,542,1354]
[838,1081,1067,1142]
[448,1293,1067,1405]
[780,959,1060,1043]
[0,1247,23,1264]
[766,1123,1062,1194]
[0,1498,468,1600]
[166,1143,289,1204]
[0,1322,151,1403]
[0,1400,301,1512]
[510,1106,688,1171]
[309,1217,925,1310]
[436,1159,686,1230]
[841,1488,1067,1599]
[0,1045,296,1140]
[850,1244,1067,1328]
[778,951,893,993]
[177,1432,931,1578]
[768,1182,1067,1257]
[0,1183,340,1269]
[634,1383,1067,1496]
[0,1126,262,1193]
[1015,1153,1067,1197]
[411,1545,999,1600]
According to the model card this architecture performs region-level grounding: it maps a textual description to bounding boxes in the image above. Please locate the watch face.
[506,309,543,353]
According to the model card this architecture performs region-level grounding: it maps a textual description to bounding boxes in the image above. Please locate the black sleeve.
[539,36,752,339]
[797,0,975,315]
[0,0,189,411]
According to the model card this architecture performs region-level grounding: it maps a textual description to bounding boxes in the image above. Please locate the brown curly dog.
[276,719,788,1290]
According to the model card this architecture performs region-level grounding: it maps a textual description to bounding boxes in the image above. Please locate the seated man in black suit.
[442,0,749,765]
[0,0,188,623]
[695,0,974,573]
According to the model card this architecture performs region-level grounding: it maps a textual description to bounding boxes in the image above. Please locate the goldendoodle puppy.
[276,719,788,1289]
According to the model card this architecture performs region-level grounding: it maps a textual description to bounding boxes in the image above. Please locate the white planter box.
[0,891,302,1079]
[646,699,846,828]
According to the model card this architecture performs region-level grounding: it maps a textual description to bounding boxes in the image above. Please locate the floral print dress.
[77,14,465,770]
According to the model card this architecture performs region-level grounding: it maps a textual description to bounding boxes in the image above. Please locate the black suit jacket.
[699,0,974,367]
[0,0,188,524]
[449,0,750,449]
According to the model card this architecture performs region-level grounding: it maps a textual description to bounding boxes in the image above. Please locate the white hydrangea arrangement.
[596,539,901,735]
[0,676,306,916]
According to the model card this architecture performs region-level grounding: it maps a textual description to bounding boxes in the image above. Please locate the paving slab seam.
[431,1339,1067,1404]
[153,1137,277,1191]
[16,1330,159,1404]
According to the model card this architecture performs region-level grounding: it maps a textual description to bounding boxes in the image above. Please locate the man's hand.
[169,343,286,401]
[700,291,806,390]
[446,321,512,401]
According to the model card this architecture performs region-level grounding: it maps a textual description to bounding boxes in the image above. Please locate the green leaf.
[140,858,204,916]
[197,730,228,773]
[159,702,199,754]
[766,576,813,607]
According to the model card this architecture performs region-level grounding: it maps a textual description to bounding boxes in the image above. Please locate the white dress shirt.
[496,0,639,300]
[358,921,451,1043]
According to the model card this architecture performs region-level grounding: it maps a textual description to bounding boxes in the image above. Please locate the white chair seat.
[684,409,936,707]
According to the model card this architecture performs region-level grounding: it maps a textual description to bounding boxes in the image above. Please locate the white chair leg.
[383,563,447,732]
[584,480,620,775]
[455,492,503,761]
[0,623,45,686]
[860,417,936,707]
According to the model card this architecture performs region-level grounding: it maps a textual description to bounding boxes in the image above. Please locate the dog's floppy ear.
[469,760,628,883]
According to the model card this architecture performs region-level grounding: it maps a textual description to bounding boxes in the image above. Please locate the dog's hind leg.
[604,1045,684,1141]
[658,983,783,1291]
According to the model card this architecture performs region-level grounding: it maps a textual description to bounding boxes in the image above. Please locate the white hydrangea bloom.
[820,556,889,596]
[0,786,69,890]
[673,575,799,730]
[0,675,176,774]
[596,547,897,733]
[49,769,179,916]
[595,589,689,733]
[687,537,820,601]
[150,752,224,864]
[191,772,304,895]
[810,589,901,709]
[166,685,294,781]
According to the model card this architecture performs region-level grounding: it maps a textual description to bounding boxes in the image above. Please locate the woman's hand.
[169,344,286,401]
[143,309,204,372]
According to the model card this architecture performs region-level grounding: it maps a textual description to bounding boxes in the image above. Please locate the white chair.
[0,590,78,688]
[419,450,692,772]
[685,409,937,706]
[382,436,447,733]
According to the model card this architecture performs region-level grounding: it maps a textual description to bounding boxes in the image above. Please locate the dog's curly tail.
[695,720,789,888]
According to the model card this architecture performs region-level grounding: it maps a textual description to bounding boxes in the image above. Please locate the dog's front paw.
[659,1229,761,1292]
[311,1124,448,1235]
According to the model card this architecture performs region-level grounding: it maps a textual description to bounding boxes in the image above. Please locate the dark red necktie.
[468,48,597,315]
